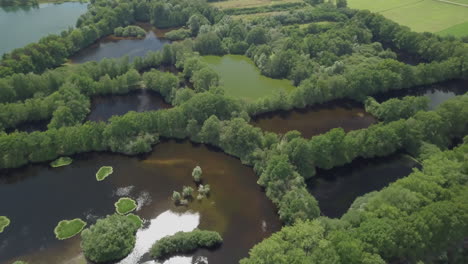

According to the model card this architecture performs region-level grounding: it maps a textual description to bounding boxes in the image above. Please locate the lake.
[202,55,295,101]
[70,24,172,64]
[0,2,88,56]
[308,154,419,218]
[252,100,377,138]
[0,140,280,264]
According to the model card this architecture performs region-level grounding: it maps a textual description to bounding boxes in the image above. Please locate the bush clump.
[165,28,191,41]
[81,214,140,263]
[150,229,222,259]
[114,25,146,38]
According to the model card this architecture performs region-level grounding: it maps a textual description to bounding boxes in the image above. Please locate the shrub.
[192,166,202,182]
[150,229,222,259]
[81,214,140,263]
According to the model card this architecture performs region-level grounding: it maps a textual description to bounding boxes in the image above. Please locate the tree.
[191,67,219,92]
[187,14,210,36]
[192,166,202,182]
[336,0,347,8]
[279,188,320,225]
[246,27,267,45]
[194,32,225,55]
[81,214,139,263]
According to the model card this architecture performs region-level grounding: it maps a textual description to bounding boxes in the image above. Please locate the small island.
[126,213,143,228]
[114,25,146,38]
[96,166,113,181]
[150,229,222,260]
[50,157,73,168]
[115,197,137,215]
[54,218,87,240]
[0,216,10,233]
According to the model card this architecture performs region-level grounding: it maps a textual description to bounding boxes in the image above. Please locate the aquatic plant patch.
[115,197,137,215]
[50,157,73,168]
[0,216,10,233]
[127,213,143,228]
[96,166,113,181]
[54,218,87,240]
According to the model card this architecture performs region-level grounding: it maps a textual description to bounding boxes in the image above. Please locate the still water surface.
[0,3,88,55]
[0,140,280,264]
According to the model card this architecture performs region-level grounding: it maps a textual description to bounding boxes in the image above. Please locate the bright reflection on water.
[119,210,200,264]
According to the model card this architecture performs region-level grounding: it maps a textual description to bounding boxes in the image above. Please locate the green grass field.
[212,0,301,9]
[348,0,468,36]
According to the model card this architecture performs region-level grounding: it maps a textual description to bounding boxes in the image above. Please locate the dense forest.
[0,0,467,263]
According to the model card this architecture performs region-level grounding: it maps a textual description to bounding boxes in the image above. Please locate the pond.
[307,154,419,218]
[202,55,295,101]
[0,2,88,56]
[0,140,281,264]
[70,23,172,64]
[86,90,171,122]
[251,100,377,138]
[375,79,468,110]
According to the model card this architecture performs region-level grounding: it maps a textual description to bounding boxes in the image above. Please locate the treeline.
[0,0,37,6]
[223,2,305,16]
[241,138,468,264]
[365,95,429,122]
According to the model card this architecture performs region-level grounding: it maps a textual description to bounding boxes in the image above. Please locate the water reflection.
[70,24,171,63]
[252,100,376,139]
[119,210,200,264]
[307,154,419,218]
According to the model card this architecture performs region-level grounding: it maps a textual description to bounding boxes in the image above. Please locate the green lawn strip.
[0,216,10,233]
[54,218,87,240]
[115,197,138,215]
[50,157,73,168]
[96,166,113,181]
[438,21,468,37]
[127,213,143,228]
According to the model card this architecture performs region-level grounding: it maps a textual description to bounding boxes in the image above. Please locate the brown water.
[86,90,171,122]
[0,140,280,264]
[70,23,172,64]
[252,100,377,139]
[307,154,419,218]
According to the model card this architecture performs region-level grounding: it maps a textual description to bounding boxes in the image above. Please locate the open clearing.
[212,0,302,9]
[348,0,468,36]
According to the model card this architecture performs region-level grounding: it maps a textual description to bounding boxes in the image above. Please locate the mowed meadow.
[348,0,468,36]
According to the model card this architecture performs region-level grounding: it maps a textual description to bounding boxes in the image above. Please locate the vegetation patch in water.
[150,229,223,260]
[114,25,146,38]
[54,218,87,240]
[12,261,28,264]
[126,213,143,228]
[81,214,140,263]
[50,157,73,168]
[96,166,113,181]
[0,216,10,233]
[114,197,137,215]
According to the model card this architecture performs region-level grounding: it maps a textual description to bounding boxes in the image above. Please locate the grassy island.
[54,218,87,240]
[127,213,143,228]
[96,166,113,181]
[115,197,137,215]
[50,157,73,168]
[0,216,10,233]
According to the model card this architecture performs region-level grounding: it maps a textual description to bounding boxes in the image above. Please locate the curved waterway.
[86,90,171,122]
[375,79,468,110]
[307,154,419,218]
[70,24,171,64]
[0,140,280,264]
[252,100,377,138]
[0,2,88,55]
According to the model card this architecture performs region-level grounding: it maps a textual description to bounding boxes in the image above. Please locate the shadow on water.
[70,23,172,64]
[374,79,468,110]
[85,90,172,122]
[0,140,280,264]
[307,154,420,218]
[251,100,377,139]
[4,120,49,134]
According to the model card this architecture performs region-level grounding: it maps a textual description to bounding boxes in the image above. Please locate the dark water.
[252,100,377,139]
[0,140,280,264]
[86,90,171,122]
[5,120,48,134]
[307,154,419,218]
[70,24,171,64]
[375,79,468,110]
